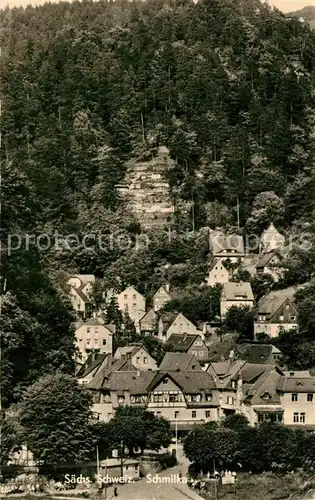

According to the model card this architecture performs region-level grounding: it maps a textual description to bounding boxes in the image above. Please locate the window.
[206,394,212,402]
[102,339,107,345]
[78,338,82,342]
[163,378,168,384]
[199,352,204,357]
[169,394,179,403]
[136,357,140,363]
[279,315,284,321]
[291,316,296,321]
[293,413,299,423]
[124,304,128,311]
[231,381,236,389]
[143,357,148,364]
[205,411,211,418]
[307,394,313,402]
[300,413,306,423]
[227,396,234,405]
[285,304,290,310]
[77,304,81,310]
[174,411,179,419]
[124,294,128,300]
[292,393,298,402]
[133,294,137,301]
[192,411,196,419]
[133,303,137,309]
[94,339,99,346]
[87,327,90,333]
[95,327,98,334]
[86,339,90,345]
[258,413,283,423]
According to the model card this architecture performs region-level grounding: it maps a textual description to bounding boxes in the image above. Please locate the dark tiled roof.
[277,376,315,393]
[255,252,280,268]
[167,334,199,351]
[73,286,90,303]
[87,358,136,390]
[147,370,217,394]
[236,344,282,365]
[109,371,156,395]
[77,353,107,378]
[159,352,202,371]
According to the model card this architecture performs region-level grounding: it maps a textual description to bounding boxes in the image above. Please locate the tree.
[222,413,249,431]
[20,374,94,477]
[223,306,254,339]
[246,191,285,233]
[107,407,172,456]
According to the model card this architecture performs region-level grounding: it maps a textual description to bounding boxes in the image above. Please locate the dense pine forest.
[1,0,315,417]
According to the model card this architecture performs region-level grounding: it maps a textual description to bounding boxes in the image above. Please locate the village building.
[152,284,172,311]
[67,274,95,319]
[255,251,283,282]
[155,312,199,342]
[220,282,254,318]
[260,223,285,253]
[206,259,230,287]
[210,232,245,263]
[159,352,202,371]
[254,294,298,338]
[75,319,115,362]
[114,344,158,371]
[117,286,146,315]
[236,343,283,365]
[139,308,158,336]
[167,334,209,362]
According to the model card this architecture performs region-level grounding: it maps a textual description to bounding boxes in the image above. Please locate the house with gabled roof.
[220,282,254,318]
[236,343,283,364]
[156,312,199,342]
[159,352,202,371]
[114,343,157,371]
[146,370,220,435]
[255,251,283,282]
[240,366,285,426]
[260,223,285,253]
[254,293,298,338]
[153,284,172,311]
[68,275,94,319]
[139,308,158,335]
[210,232,245,263]
[75,318,116,362]
[206,259,230,287]
[167,333,209,362]
[117,286,146,316]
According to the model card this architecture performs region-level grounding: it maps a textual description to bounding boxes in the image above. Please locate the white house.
[67,274,95,318]
[220,282,254,318]
[254,294,298,339]
[206,259,230,287]
[255,252,284,282]
[75,318,115,362]
[153,284,172,311]
[260,224,285,253]
[117,286,146,315]
[210,232,245,263]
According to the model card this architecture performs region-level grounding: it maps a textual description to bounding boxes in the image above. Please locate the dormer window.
[163,378,168,384]
[262,392,271,400]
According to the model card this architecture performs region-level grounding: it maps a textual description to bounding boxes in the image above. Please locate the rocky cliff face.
[118,147,175,230]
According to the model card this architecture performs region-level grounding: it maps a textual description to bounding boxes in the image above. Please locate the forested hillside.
[1,0,315,405]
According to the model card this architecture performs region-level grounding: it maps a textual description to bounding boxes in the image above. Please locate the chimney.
[165,283,170,293]
[175,363,180,372]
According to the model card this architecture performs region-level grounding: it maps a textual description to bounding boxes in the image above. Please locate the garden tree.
[232,268,251,283]
[223,306,254,339]
[296,297,315,337]
[161,285,221,324]
[0,412,24,478]
[246,191,285,233]
[221,413,250,431]
[19,374,95,477]
[104,407,172,456]
[272,329,315,370]
[250,274,275,301]
[184,419,310,475]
